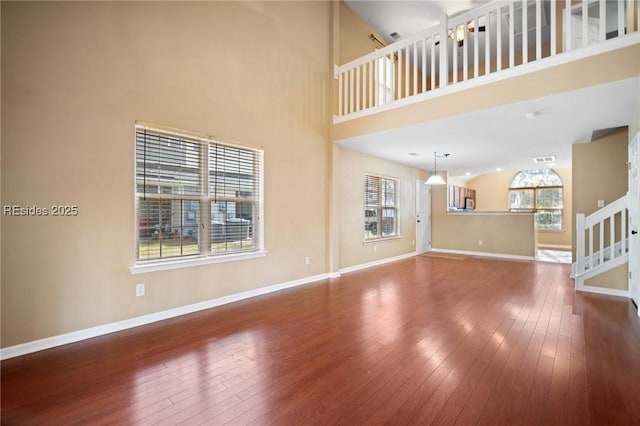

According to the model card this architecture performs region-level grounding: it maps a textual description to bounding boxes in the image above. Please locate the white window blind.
[135,124,264,263]
[364,174,399,240]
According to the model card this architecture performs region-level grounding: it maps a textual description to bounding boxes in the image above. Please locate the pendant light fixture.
[426,152,449,185]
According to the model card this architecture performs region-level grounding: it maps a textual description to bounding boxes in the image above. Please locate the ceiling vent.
[389,32,401,40]
[533,156,556,164]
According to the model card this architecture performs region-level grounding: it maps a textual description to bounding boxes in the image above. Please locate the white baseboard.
[338,252,417,275]
[538,244,572,251]
[430,248,536,262]
[575,284,630,299]
[1,251,417,360]
[0,272,330,361]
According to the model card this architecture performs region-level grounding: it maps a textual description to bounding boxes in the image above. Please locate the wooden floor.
[2,256,640,425]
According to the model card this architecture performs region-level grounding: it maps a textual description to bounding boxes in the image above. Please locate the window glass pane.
[536,188,563,209]
[382,179,397,207]
[136,131,201,196]
[510,169,562,188]
[364,175,380,206]
[138,199,200,260]
[209,144,257,199]
[375,57,394,105]
[536,210,562,230]
[364,208,378,239]
[381,208,397,237]
[211,201,256,254]
[509,189,534,210]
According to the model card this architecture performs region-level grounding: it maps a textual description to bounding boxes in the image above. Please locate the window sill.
[537,229,565,233]
[363,236,402,244]
[130,250,268,274]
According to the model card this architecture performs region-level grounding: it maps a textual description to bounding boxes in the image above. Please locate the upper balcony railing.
[334,0,639,123]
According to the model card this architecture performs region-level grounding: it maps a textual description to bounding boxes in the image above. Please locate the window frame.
[364,173,400,241]
[131,123,265,274]
[508,169,564,231]
[375,56,395,106]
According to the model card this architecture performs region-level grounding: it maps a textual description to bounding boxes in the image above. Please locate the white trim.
[538,244,572,250]
[0,272,329,360]
[334,34,640,124]
[363,236,402,244]
[575,284,630,299]
[328,271,342,279]
[130,250,268,274]
[430,247,536,262]
[339,252,417,275]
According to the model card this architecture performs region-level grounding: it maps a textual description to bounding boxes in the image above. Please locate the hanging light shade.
[426,152,448,185]
[426,173,446,185]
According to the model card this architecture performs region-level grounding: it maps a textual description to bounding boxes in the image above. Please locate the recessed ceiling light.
[465,172,471,176]
[496,167,503,172]
[524,112,537,120]
[408,152,420,156]
[547,163,556,167]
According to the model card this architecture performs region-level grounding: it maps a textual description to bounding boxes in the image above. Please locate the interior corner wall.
[337,147,425,269]
[572,127,629,289]
[338,1,385,65]
[1,1,332,348]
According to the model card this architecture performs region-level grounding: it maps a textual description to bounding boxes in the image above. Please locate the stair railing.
[575,194,628,278]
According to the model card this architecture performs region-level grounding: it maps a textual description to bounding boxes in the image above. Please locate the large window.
[509,169,563,230]
[364,174,399,240]
[375,56,395,106]
[135,124,264,263]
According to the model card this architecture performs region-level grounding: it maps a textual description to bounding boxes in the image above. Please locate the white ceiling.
[336,76,640,177]
[343,0,491,44]
[338,1,640,178]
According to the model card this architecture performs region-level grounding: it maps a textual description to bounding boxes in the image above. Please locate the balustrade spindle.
[523,0,528,64]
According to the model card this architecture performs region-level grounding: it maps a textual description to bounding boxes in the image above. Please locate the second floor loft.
[335,0,640,123]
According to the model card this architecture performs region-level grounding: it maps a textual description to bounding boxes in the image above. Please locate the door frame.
[416,180,432,254]
[629,132,639,314]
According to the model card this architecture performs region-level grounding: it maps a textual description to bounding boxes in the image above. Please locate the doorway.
[629,133,639,312]
[416,180,431,254]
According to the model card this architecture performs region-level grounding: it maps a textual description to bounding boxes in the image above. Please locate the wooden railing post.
[439,13,448,89]
[576,213,586,276]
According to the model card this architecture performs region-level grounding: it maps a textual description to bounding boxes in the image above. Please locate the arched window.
[509,169,563,230]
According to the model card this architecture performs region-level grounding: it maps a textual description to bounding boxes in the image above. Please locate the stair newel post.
[577,213,586,276]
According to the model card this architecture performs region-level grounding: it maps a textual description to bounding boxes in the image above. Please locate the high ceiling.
[343,1,491,44]
[338,1,639,178]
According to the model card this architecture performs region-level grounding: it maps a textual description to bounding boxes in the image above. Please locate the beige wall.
[1,1,332,347]
[467,172,513,211]
[431,185,536,257]
[467,168,573,247]
[572,127,629,289]
[337,147,425,269]
[339,2,385,65]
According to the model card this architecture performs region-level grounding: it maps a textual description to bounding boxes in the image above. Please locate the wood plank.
[2,257,639,424]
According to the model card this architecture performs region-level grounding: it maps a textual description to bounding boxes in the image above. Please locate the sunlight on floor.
[537,249,572,264]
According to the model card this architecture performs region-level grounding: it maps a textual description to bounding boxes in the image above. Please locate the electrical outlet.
[412,240,415,246]
[136,283,145,297]
[598,200,605,208]
[478,240,484,246]
[374,246,377,253]
[305,256,310,265]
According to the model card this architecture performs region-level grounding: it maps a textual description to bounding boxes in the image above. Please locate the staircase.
[574,195,629,294]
